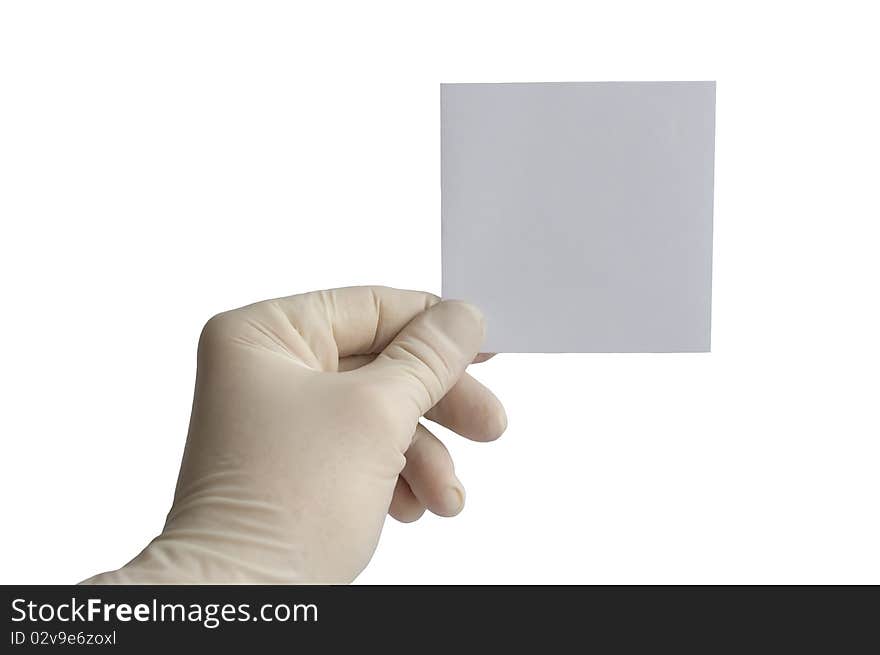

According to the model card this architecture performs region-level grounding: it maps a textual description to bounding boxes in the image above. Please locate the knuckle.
[336,377,406,436]
[198,311,239,354]
[344,380,394,414]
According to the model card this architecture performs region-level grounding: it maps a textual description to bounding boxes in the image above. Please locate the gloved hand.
[81,286,506,584]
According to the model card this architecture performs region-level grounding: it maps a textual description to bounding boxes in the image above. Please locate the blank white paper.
[441,81,715,352]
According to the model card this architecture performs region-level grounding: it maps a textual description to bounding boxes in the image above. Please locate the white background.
[1,1,878,584]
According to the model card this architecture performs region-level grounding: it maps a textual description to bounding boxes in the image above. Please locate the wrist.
[81,490,312,584]
[81,531,307,585]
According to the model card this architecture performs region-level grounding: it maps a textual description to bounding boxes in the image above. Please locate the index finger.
[270,286,439,362]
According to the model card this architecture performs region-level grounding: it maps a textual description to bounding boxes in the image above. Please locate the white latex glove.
[82,287,506,584]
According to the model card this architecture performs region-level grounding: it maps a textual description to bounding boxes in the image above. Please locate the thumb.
[361,300,486,418]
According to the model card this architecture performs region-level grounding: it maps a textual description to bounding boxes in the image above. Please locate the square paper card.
[441,81,715,352]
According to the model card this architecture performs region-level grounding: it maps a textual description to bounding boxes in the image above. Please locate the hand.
[81,287,506,584]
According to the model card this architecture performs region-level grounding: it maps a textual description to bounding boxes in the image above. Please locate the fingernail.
[431,301,486,348]
[441,300,485,335]
[444,485,466,515]
[495,405,509,436]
